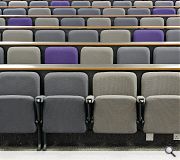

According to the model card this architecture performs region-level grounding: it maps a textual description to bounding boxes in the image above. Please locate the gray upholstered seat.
[3,9,26,15]
[78,8,101,15]
[113,1,132,6]
[0,18,5,26]
[0,72,40,133]
[100,30,131,42]
[7,47,41,64]
[29,1,48,6]
[93,72,137,133]
[53,8,76,15]
[0,1,7,6]
[0,47,4,64]
[80,47,113,64]
[134,1,153,7]
[176,1,180,6]
[153,47,180,64]
[28,8,51,15]
[114,18,138,26]
[103,8,125,15]
[43,72,88,133]
[140,18,164,26]
[92,1,111,6]
[128,8,151,15]
[71,1,90,6]
[87,18,111,26]
[35,30,65,42]
[9,1,28,6]
[35,18,59,26]
[167,17,180,26]
[117,47,150,64]
[142,72,180,135]
[166,30,180,41]
[68,30,98,42]
[61,18,85,26]
[155,1,174,6]
[3,30,33,42]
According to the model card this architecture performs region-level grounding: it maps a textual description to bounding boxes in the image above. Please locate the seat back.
[35,18,59,26]
[71,1,90,6]
[153,8,176,15]
[9,1,27,6]
[103,8,125,15]
[3,9,26,15]
[140,18,164,26]
[113,1,132,6]
[0,18,5,26]
[0,2,7,6]
[166,30,180,41]
[155,1,174,6]
[50,1,70,6]
[0,47,4,64]
[78,8,101,15]
[167,17,180,26]
[87,18,111,26]
[53,8,76,15]
[61,18,85,26]
[8,18,32,26]
[134,1,153,7]
[128,8,151,15]
[114,18,138,26]
[29,1,48,6]
[28,8,51,15]
[92,1,111,6]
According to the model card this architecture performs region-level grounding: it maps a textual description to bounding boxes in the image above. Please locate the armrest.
[137,96,145,104]
[36,95,46,103]
[86,95,95,104]
[136,96,146,125]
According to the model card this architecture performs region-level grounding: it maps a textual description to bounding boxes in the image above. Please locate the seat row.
[0,71,179,149]
[0,47,179,64]
[1,17,180,26]
[0,1,180,7]
[0,8,179,15]
[1,29,180,42]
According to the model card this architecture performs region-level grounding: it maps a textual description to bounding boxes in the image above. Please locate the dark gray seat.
[128,8,151,15]
[53,8,76,15]
[61,18,85,26]
[35,18,59,26]
[0,47,4,64]
[113,1,132,6]
[29,1,48,6]
[166,30,180,41]
[71,1,90,6]
[3,9,26,15]
[78,8,101,15]
[114,18,138,26]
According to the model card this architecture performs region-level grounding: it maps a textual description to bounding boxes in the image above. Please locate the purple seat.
[153,8,176,15]
[133,30,164,42]
[8,18,32,26]
[50,1,70,6]
[45,47,78,64]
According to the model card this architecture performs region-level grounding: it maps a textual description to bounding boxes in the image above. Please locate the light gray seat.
[93,72,137,133]
[153,47,180,64]
[43,72,88,133]
[68,30,98,42]
[35,30,65,42]
[0,18,5,26]
[113,1,132,6]
[29,1,48,6]
[167,17,180,26]
[9,1,28,6]
[3,30,33,42]
[100,30,131,42]
[3,9,26,15]
[178,9,180,14]
[0,1,7,6]
[142,72,180,135]
[0,72,40,133]
[176,1,180,6]
[128,8,151,15]
[103,8,125,15]
[155,1,174,6]
[28,8,51,15]
[53,8,76,15]
[117,47,150,64]
[140,18,164,26]
[114,18,138,26]
[134,1,153,7]
[61,18,85,26]
[166,30,180,41]
[92,1,111,6]
[71,1,90,6]
[0,47,4,64]
[87,18,111,26]
[35,18,59,26]
[78,8,101,15]
[80,47,113,64]
[7,47,41,64]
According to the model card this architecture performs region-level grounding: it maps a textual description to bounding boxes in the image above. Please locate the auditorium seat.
[176,1,180,6]
[87,18,111,26]
[0,1,7,6]
[68,30,98,42]
[153,47,180,64]
[61,18,85,26]
[29,1,48,6]
[71,1,90,6]
[167,17,180,26]
[8,18,32,26]
[128,8,151,15]
[3,8,26,15]
[43,72,88,133]
[7,47,41,64]
[103,8,125,15]
[140,18,164,26]
[9,1,28,6]
[3,30,33,41]
[78,8,101,15]
[133,30,164,42]
[0,72,40,133]
[28,8,51,15]
[166,30,180,41]
[35,18,59,26]
[134,1,153,7]
[92,1,111,7]
[53,8,76,15]
[93,72,137,133]
[80,47,113,64]
[0,18,5,26]
[114,18,138,26]
[35,30,65,42]
[153,8,176,15]
[155,1,174,6]
[101,30,131,42]
[142,72,180,135]
[117,47,150,64]
[50,1,70,6]
[113,1,132,6]
[0,47,4,64]
[44,47,78,64]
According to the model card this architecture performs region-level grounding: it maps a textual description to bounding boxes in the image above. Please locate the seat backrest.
[113,1,132,6]
[155,1,174,6]
[0,72,40,97]
[114,18,138,26]
[78,8,101,15]
[128,8,151,15]
[0,18,5,26]
[7,47,41,64]
[71,1,90,6]
[28,8,51,15]
[92,1,111,6]
[35,30,65,42]
[3,9,26,15]
[153,47,180,64]
[134,1,153,7]
[133,30,164,42]
[142,72,180,97]
[35,18,59,26]
[44,47,78,64]
[167,17,180,26]
[45,72,88,97]
[69,30,98,42]
[8,18,32,26]
[80,47,113,64]
[61,18,85,26]
[0,2,7,6]
[93,72,137,97]
[87,18,111,26]
[166,30,180,41]
[140,18,164,26]
[101,30,131,42]
[0,47,4,64]
[50,1,70,6]
[117,47,150,64]
[153,8,176,15]
[3,30,33,42]
[29,1,48,6]
[9,1,28,6]
[103,8,125,15]
[53,8,76,15]
[176,1,180,6]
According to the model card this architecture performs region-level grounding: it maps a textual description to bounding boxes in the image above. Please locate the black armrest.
[137,96,146,124]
